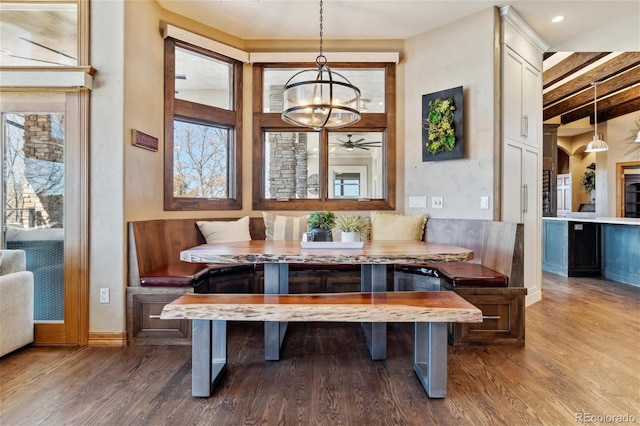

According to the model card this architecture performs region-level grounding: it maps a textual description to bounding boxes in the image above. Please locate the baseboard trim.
[88,332,127,347]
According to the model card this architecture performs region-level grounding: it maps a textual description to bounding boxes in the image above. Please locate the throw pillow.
[262,212,309,241]
[370,211,426,241]
[196,216,252,244]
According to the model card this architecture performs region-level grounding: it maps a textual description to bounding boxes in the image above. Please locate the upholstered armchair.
[0,249,34,357]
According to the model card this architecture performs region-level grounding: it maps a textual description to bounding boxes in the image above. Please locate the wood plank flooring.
[1,272,639,425]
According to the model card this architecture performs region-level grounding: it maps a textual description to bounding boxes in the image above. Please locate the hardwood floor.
[1,272,639,425]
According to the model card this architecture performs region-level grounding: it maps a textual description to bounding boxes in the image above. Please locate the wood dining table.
[180,239,473,361]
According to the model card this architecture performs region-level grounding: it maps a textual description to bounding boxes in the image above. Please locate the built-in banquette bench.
[128,216,526,346]
[127,217,365,345]
[395,218,526,346]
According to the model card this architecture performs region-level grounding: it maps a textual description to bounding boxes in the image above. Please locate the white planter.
[341,231,360,242]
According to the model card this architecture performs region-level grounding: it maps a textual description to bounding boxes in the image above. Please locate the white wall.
[90,0,126,333]
[403,7,498,219]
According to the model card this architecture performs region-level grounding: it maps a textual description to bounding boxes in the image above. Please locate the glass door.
[1,92,82,344]
[3,110,65,322]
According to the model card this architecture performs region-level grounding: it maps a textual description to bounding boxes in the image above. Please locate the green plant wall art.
[422,86,464,162]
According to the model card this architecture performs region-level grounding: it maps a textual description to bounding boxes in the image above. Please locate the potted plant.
[581,169,596,202]
[334,215,370,242]
[307,211,336,242]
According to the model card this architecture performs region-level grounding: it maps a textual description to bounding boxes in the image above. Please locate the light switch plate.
[481,196,490,209]
[409,196,427,208]
[432,196,443,208]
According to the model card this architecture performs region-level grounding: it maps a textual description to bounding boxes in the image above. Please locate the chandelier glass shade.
[585,81,608,153]
[281,0,361,131]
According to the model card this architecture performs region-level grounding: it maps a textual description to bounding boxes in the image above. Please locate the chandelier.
[585,82,609,153]
[281,0,361,131]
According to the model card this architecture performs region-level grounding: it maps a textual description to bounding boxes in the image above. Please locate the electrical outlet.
[481,196,490,210]
[100,288,110,304]
[409,196,427,208]
[431,196,443,208]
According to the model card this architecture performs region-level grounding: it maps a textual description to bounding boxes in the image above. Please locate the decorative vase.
[341,231,359,242]
[309,227,333,242]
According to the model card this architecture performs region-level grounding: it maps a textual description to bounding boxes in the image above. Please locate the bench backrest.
[128,217,266,286]
[425,218,524,287]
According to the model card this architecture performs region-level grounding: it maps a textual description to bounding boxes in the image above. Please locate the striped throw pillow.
[262,212,309,241]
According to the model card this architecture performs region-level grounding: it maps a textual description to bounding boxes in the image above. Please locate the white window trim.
[161,22,249,63]
[249,52,399,64]
[0,67,93,91]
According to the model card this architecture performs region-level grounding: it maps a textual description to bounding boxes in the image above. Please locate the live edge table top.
[180,240,473,265]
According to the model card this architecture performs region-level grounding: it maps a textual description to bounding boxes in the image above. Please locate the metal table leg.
[413,322,447,398]
[264,263,289,361]
[361,263,387,360]
[192,319,227,397]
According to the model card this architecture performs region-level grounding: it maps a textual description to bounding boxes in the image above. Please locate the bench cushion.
[140,262,210,287]
[437,262,508,288]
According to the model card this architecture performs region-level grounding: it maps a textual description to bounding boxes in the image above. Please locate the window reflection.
[0,3,77,66]
[175,47,232,109]
[328,132,384,199]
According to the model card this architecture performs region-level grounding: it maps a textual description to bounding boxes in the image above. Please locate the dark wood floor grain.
[1,272,639,425]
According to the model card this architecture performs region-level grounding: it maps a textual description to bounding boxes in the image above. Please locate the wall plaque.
[132,129,158,152]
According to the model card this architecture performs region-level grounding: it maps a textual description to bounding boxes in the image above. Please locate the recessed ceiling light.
[552,16,565,23]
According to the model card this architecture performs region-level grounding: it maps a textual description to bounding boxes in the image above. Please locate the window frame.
[252,62,396,211]
[164,38,242,211]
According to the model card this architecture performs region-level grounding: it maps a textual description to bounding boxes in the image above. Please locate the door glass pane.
[328,132,384,199]
[175,46,232,109]
[263,131,319,199]
[173,119,230,198]
[3,112,65,322]
[0,2,77,67]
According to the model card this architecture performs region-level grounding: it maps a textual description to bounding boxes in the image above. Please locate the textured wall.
[403,8,499,220]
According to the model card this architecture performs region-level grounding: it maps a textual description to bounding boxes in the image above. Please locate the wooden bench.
[394,219,527,346]
[160,291,483,398]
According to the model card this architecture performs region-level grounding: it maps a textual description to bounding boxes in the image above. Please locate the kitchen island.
[542,216,639,286]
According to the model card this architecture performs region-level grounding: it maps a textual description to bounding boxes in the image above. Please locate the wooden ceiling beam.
[543,52,610,89]
[543,66,640,121]
[596,98,640,123]
[543,52,640,107]
[560,86,640,124]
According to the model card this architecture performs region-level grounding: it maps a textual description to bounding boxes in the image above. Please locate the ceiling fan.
[331,134,382,151]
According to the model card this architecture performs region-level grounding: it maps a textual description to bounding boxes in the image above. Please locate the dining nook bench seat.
[160,291,483,399]
[394,218,526,346]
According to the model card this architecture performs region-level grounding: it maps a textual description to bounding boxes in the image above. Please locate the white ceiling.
[157,0,640,51]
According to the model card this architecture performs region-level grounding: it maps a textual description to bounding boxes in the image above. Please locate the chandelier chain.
[317,0,326,65]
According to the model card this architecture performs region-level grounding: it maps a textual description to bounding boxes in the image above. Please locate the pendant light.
[281,0,361,131]
[585,82,609,152]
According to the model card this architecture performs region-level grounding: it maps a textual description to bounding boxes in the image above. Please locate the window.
[253,63,396,211]
[164,38,242,210]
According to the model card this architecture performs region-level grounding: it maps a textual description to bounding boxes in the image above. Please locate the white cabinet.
[503,46,541,148]
[500,6,548,306]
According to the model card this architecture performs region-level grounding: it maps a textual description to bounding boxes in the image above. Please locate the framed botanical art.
[422,86,464,162]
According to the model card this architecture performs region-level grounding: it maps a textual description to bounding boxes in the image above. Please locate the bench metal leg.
[264,263,289,361]
[192,319,227,397]
[361,264,387,360]
[414,322,447,398]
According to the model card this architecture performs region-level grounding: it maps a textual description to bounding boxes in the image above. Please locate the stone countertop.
[180,240,473,265]
[161,291,483,323]
[543,217,640,226]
